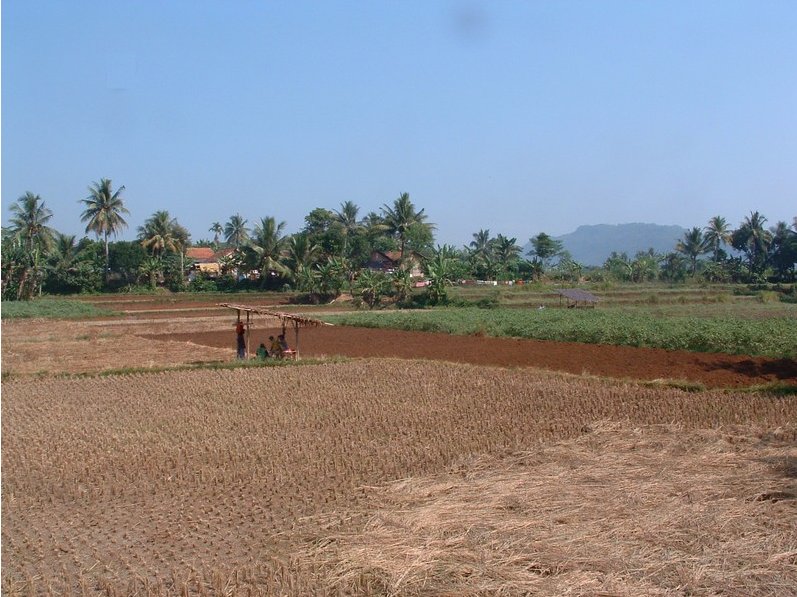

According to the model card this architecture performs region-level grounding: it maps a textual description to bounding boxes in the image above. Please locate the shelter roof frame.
[218,303,332,359]
[555,289,599,308]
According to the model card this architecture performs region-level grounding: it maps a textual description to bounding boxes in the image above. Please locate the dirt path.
[163,326,797,389]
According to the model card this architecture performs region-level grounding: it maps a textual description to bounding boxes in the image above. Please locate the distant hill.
[524,223,687,267]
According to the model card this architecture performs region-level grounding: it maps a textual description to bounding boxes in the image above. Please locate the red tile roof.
[186,247,215,261]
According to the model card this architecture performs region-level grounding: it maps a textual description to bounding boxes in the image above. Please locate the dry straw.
[3,361,795,595]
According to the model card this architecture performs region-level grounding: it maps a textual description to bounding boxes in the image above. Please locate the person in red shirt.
[235,321,246,359]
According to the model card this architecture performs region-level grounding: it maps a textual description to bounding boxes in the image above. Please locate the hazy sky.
[3,0,795,247]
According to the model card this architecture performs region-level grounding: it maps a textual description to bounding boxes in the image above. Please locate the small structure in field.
[555,288,599,309]
[218,303,331,359]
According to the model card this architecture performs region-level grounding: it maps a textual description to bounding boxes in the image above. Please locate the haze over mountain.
[524,223,687,267]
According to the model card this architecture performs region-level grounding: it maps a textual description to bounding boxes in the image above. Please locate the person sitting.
[256,343,269,360]
[278,333,296,359]
[269,335,283,359]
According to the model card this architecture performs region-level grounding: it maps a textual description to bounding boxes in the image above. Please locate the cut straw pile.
[308,422,797,596]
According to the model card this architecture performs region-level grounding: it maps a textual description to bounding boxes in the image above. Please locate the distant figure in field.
[256,342,269,360]
[235,321,246,359]
[278,333,289,352]
[269,335,283,359]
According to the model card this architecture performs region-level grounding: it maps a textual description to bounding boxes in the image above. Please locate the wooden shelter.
[218,303,331,359]
[555,289,599,309]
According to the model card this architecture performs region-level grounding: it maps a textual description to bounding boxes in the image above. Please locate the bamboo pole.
[246,310,251,358]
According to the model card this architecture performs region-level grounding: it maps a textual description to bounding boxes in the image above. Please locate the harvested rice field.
[3,362,796,595]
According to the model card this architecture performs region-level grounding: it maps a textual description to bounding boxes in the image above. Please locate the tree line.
[3,179,796,304]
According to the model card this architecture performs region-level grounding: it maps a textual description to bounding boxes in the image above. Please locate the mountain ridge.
[523,223,687,266]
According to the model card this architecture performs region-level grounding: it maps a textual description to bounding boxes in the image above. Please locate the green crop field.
[324,304,797,358]
[1,298,116,320]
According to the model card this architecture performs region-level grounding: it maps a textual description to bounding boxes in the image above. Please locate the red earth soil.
[155,326,797,389]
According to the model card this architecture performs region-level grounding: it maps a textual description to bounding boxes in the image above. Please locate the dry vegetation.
[3,360,795,595]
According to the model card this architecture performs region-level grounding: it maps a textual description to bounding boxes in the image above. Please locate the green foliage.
[1,298,115,319]
[324,307,797,358]
[527,232,563,270]
[108,240,147,284]
[423,251,457,305]
[188,273,220,292]
[355,269,389,308]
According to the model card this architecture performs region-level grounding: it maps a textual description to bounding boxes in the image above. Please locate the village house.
[186,247,235,278]
[366,250,424,278]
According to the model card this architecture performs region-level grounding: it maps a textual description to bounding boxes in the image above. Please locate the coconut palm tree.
[46,233,80,279]
[333,201,362,257]
[138,211,181,257]
[138,211,190,286]
[493,234,521,278]
[8,192,55,299]
[704,216,732,262]
[676,227,709,276]
[209,222,223,246]
[380,193,434,264]
[246,217,289,286]
[287,233,321,276]
[731,211,772,276]
[769,221,797,281]
[10,192,55,253]
[224,214,249,248]
[79,179,129,275]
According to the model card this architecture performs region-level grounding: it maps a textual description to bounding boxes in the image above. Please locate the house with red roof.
[186,247,236,277]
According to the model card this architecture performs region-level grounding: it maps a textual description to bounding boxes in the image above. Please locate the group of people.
[236,321,292,360]
[256,334,291,360]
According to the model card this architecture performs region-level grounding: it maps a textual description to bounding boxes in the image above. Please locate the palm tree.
[47,233,80,276]
[224,214,249,248]
[79,179,129,275]
[493,234,521,278]
[287,233,321,271]
[8,192,55,299]
[138,212,191,287]
[246,217,289,286]
[381,193,434,264]
[676,227,709,276]
[138,211,181,257]
[10,192,55,253]
[469,229,492,256]
[731,211,772,276]
[704,216,731,262]
[209,222,223,246]
[333,201,362,257]
[769,221,797,281]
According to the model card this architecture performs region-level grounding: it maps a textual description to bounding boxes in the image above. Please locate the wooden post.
[246,310,251,358]
[294,320,300,359]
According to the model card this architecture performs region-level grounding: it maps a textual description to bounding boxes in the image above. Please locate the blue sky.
[3,0,795,247]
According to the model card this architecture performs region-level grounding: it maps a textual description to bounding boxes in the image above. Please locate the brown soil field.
[3,362,796,595]
[167,325,797,389]
[3,311,796,388]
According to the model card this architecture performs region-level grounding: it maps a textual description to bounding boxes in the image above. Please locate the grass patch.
[322,307,797,358]
[44,355,352,380]
[738,382,797,396]
[1,298,117,320]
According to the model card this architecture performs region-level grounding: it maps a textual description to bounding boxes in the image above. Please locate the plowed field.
[164,326,797,389]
